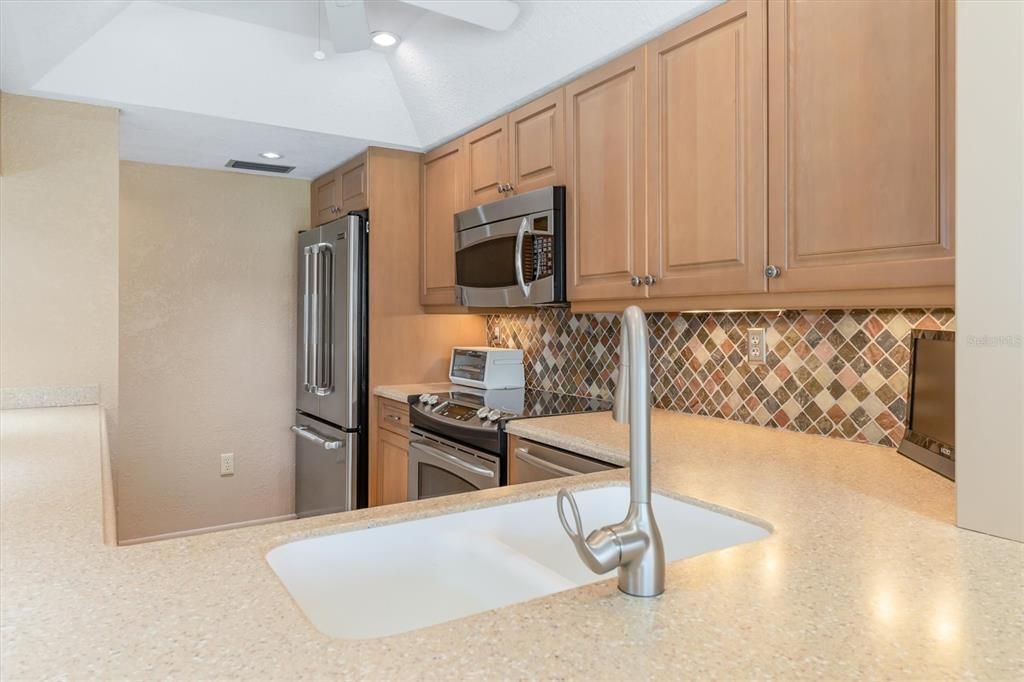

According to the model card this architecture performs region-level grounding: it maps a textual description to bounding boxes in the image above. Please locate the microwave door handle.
[410,441,495,478]
[514,217,531,298]
[514,447,580,477]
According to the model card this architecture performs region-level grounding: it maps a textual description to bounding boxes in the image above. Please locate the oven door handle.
[514,447,580,478]
[410,441,495,478]
[514,217,531,298]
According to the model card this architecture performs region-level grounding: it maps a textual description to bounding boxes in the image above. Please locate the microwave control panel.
[532,235,553,281]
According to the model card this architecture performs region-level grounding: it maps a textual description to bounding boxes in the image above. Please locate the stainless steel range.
[407,388,612,501]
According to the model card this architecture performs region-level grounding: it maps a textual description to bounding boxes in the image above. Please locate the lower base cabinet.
[377,429,409,506]
[374,398,409,506]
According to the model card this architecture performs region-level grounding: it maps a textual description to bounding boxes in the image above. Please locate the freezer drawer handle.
[514,447,580,478]
[291,425,344,450]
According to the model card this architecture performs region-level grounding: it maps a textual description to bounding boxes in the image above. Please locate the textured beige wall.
[954,0,1024,542]
[118,161,308,541]
[0,94,119,413]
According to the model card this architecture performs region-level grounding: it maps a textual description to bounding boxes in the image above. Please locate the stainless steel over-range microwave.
[454,186,566,307]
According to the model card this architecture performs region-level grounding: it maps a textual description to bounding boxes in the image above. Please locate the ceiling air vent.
[225,159,296,174]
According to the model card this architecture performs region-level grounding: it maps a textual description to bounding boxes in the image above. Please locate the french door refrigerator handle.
[302,246,313,393]
[314,244,334,396]
[309,244,320,394]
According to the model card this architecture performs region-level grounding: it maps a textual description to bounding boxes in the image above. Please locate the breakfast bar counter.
[2,405,1021,680]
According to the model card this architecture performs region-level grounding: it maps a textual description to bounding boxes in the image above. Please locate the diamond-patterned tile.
[486,308,953,448]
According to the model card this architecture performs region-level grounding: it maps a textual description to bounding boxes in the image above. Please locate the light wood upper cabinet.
[646,0,767,298]
[415,0,955,310]
[460,90,566,207]
[311,155,367,226]
[420,139,465,306]
[766,0,955,292]
[311,171,339,226]
[509,89,565,195]
[565,48,648,301]
[464,116,509,206]
[338,156,368,213]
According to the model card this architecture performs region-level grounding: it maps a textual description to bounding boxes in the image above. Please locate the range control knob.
[476,407,491,419]
[418,393,431,404]
[427,394,440,406]
[487,409,502,421]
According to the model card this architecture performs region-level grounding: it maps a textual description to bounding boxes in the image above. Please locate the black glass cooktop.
[444,388,612,420]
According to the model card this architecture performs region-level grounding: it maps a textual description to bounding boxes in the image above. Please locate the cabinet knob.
[630,275,642,287]
[764,264,781,279]
[643,274,657,286]
[506,183,514,193]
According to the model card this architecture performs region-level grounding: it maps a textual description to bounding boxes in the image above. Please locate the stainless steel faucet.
[557,305,665,597]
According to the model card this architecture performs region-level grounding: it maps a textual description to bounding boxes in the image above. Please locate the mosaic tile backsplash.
[486,308,955,448]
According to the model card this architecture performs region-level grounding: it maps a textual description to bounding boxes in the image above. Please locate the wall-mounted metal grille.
[225,159,296,174]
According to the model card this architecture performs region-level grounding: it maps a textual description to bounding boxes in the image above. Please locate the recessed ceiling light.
[371,31,399,48]
[312,49,326,61]
[259,152,283,160]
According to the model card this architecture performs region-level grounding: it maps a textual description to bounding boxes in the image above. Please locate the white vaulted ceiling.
[1,0,722,179]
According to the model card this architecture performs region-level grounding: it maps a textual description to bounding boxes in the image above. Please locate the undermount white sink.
[266,485,770,640]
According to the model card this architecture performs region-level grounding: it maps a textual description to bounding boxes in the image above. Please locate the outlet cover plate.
[220,452,235,476]
[747,328,767,364]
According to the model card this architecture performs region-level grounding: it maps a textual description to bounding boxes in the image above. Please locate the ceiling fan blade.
[399,0,520,31]
[324,0,371,53]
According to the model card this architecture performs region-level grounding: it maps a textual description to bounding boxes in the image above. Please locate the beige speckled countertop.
[2,405,1022,680]
[373,382,461,402]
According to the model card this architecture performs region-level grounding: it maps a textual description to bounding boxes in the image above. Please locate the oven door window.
[455,236,517,288]
[416,462,479,500]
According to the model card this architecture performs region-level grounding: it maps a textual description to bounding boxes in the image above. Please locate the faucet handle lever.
[557,488,585,541]
[557,489,621,574]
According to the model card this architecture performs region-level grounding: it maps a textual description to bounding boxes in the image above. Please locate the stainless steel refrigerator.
[293,213,368,517]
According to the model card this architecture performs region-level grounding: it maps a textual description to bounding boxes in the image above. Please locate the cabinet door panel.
[464,117,508,207]
[421,139,465,305]
[647,0,767,298]
[767,0,954,291]
[311,172,338,226]
[509,90,565,195]
[565,48,647,301]
[378,429,408,506]
[339,158,367,212]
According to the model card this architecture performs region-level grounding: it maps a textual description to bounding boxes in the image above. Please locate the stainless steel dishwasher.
[510,438,620,484]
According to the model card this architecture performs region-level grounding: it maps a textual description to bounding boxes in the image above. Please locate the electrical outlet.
[220,452,235,476]
[747,327,767,364]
